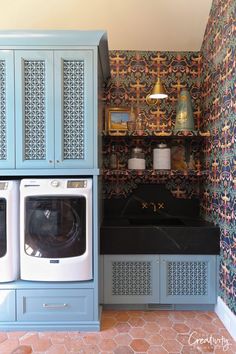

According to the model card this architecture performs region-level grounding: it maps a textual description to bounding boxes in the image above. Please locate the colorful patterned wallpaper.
[104,0,235,315]
[104,51,206,199]
[200,0,236,315]
[105,51,202,131]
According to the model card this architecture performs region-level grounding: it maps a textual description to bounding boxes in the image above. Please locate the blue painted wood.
[54,50,94,169]
[0,321,100,332]
[0,168,100,176]
[17,289,94,322]
[15,51,54,169]
[0,51,15,169]
[0,290,16,321]
[160,255,217,304]
[103,255,160,304]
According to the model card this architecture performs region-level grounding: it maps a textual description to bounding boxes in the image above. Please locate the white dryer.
[0,180,20,282]
[20,178,93,281]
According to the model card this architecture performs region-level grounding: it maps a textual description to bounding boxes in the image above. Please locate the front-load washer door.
[0,198,6,258]
[24,196,86,258]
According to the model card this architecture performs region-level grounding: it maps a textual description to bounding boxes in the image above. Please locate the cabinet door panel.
[160,255,217,304]
[0,51,15,168]
[54,50,94,168]
[15,51,54,168]
[103,255,159,304]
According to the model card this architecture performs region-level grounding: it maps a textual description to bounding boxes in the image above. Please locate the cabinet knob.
[56,160,60,163]
[49,160,53,163]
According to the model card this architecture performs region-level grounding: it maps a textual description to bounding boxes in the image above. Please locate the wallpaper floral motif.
[201,0,236,315]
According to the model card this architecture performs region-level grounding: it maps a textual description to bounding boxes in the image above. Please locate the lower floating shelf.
[103,169,208,177]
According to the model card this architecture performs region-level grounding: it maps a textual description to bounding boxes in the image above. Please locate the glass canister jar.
[128,147,146,170]
[153,143,171,170]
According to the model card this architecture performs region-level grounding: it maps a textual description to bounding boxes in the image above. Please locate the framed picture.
[106,107,130,132]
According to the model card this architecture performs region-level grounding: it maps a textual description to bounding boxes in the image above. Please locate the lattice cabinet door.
[0,51,15,168]
[160,255,217,304]
[15,51,54,169]
[103,255,159,304]
[54,51,94,169]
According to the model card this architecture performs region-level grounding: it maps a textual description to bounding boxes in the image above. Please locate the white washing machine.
[0,180,20,282]
[20,178,93,281]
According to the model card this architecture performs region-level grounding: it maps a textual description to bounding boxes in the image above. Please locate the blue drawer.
[17,289,93,322]
[0,290,16,321]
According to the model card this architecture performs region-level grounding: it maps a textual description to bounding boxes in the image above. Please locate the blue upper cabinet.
[0,31,110,174]
[54,50,93,169]
[15,51,54,169]
[0,51,15,168]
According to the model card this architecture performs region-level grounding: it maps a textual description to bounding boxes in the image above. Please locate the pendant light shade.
[149,77,168,99]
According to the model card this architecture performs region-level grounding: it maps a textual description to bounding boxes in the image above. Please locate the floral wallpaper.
[200,0,236,315]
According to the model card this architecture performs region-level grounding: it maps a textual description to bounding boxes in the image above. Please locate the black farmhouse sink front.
[100,216,220,255]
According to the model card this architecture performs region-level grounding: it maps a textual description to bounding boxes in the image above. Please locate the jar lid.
[132,147,142,152]
[157,143,167,148]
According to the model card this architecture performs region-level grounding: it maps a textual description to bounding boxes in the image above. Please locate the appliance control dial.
[51,180,60,188]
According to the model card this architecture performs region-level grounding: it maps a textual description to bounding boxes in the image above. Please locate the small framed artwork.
[106,107,130,132]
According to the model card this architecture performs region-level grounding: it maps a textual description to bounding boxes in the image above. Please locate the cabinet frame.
[0,50,15,168]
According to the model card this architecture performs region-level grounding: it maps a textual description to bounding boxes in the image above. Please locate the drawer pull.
[43,303,68,309]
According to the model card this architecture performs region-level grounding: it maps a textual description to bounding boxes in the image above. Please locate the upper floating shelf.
[102,130,210,137]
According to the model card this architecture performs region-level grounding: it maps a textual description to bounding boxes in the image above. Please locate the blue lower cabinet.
[103,255,159,304]
[102,255,218,305]
[17,289,93,322]
[160,255,217,304]
[0,290,16,321]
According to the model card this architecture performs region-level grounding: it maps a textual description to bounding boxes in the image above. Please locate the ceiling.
[0,0,213,51]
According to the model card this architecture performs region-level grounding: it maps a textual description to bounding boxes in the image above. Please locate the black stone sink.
[128,217,185,226]
[100,217,220,255]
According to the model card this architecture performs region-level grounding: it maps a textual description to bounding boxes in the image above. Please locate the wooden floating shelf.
[102,130,210,137]
[103,169,208,177]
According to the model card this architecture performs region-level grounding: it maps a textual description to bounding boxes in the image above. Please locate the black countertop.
[100,216,220,255]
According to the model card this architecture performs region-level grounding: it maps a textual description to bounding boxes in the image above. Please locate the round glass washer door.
[25,196,86,258]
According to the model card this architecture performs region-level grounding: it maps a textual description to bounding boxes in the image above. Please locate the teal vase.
[174,89,195,132]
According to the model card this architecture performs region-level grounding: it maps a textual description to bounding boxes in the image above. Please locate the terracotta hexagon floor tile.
[10,345,32,354]
[7,332,26,340]
[176,333,191,346]
[114,333,132,346]
[128,317,145,327]
[115,322,132,333]
[169,311,186,322]
[196,313,213,322]
[173,323,190,334]
[115,312,130,322]
[142,312,160,322]
[182,311,197,318]
[159,328,177,340]
[147,345,169,353]
[100,327,118,339]
[101,316,117,330]
[45,344,67,354]
[29,337,52,352]
[0,332,7,343]
[0,339,20,354]
[162,339,183,353]
[64,338,84,352]
[130,338,150,352]
[114,345,134,354]
[99,338,117,351]
[147,333,164,345]
[82,333,101,346]
[143,322,161,334]
[129,327,146,339]
[19,334,39,346]
[156,317,173,327]
[81,344,101,353]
